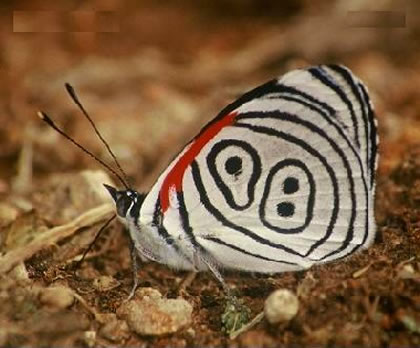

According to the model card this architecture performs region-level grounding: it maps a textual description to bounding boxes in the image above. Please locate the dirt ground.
[0,1,419,347]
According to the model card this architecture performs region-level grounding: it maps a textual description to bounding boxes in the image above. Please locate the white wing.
[140,65,377,273]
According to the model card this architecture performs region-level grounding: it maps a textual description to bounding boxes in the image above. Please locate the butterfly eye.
[116,193,133,217]
[224,156,243,177]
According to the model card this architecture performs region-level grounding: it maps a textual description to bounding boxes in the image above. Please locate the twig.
[0,203,114,274]
[229,311,265,340]
[72,292,103,322]
[352,262,372,278]
[177,271,197,294]
[12,125,34,194]
[66,225,116,265]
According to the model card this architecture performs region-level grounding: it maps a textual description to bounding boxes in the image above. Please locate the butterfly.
[40,64,379,299]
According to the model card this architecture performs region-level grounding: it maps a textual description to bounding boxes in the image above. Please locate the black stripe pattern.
[135,64,378,274]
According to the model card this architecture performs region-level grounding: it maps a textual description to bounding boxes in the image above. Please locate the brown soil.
[0,1,419,347]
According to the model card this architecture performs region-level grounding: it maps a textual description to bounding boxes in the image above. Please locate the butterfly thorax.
[104,184,198,270]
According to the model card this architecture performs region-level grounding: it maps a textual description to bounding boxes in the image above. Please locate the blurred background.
[1,0,419,191]
[0,1,419,346]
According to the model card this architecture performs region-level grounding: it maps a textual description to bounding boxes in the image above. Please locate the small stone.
[0,202,18,228]
[9,262,30,282]
[264,289,299,324]
[136,287,163,300]
[92,275,120,292]
[95,313,117,325]
[186,327,195,338]
[99,319,130,342]
[117,287,193,336]
[83,331,96,347]
[39,286,75,309]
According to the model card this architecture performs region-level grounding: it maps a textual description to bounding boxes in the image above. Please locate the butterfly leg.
[125,225,164,299]
[127,236,141,300]
[198,250,233,300]
[199,249,251,334]
[125,229,144,301]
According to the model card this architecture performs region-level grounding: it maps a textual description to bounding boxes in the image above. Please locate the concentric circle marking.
[207,139,261,210]
[260,158,316,234]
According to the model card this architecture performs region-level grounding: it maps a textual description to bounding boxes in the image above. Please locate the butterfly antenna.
[75,213,116,269]
[64,83,131,188]
[38,111,129,189]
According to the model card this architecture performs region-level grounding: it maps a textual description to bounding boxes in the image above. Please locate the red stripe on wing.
[159,112,238,213]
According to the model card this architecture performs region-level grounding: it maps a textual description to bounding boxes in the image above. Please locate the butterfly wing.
[139,65,377,273]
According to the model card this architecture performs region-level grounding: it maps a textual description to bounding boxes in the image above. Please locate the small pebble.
[117,287,193,336]
[136,287,162,300]
[186,327,196,338]
[92,275,120,292]
[39,286,75,309]
[95,313,117,325]
[83,330,96,347]
[99,319,130,342]
[0,202,18,227]
[264,289,299,324]
[9,262,30,282]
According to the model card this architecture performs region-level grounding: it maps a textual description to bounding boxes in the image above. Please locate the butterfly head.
[104,184,145,220]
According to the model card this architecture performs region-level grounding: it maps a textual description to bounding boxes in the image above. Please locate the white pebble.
[117,287,193,336]
[39,286,75,309]
[92,275,120,292]
[264,289,299,324]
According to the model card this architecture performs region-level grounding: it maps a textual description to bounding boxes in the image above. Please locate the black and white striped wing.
[139,65,378,273]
